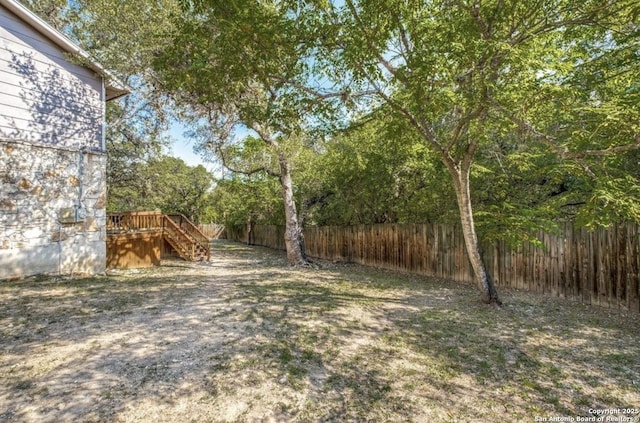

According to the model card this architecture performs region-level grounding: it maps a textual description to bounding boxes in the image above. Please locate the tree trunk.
[246,217,254,245]
[448,163,501,305]
[278,152,308,265]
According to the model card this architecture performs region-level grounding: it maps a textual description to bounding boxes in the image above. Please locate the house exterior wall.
[0,141,107,278]
[0,5,103,149]
[0,4,108,279]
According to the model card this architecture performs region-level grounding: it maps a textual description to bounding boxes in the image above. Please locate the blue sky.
[166,122,227,180]
[167,121,207,167]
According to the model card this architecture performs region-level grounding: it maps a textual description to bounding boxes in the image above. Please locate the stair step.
[163,214,210,262]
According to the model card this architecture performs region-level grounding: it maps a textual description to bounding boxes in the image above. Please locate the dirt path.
[1,241,639,422]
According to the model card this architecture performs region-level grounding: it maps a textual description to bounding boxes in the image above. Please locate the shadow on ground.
[0,240,638,422]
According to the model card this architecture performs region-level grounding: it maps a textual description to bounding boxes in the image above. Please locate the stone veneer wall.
[0,139,107,279]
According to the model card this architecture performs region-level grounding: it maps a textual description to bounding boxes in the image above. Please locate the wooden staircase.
[106,211,210,263]
[163,214,210,262]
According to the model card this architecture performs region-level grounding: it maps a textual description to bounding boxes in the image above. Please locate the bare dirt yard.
[1,241,639,422]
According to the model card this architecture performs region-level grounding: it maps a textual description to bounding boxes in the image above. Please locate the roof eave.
[105,84,130,102]
[0,0,130,100]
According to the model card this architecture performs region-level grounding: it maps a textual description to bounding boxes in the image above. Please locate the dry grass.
[1,241,638,422]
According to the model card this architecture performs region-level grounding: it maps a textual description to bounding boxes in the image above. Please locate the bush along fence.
[226,223,640,313]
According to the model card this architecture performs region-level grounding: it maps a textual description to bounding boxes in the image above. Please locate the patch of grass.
[13,380,35,390]
[1,241,639,423]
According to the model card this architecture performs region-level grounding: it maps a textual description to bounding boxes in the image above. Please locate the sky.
[167,121,213,169]
[167,120,253,179]
[167,122,234,182]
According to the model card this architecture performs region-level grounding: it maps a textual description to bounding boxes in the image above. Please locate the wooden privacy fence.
[198,223,226,240]
[227,223,640,313]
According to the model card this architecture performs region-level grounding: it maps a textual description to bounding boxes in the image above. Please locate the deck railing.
[106,211,163,233]
[106,211,210,264]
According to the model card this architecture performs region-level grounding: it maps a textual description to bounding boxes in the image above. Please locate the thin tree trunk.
[448,163,501,305]
[278,152,308,265]
[246,217,254,245]
[250,123,308,265]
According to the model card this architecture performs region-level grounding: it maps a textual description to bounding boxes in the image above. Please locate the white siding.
[0,5,103,150]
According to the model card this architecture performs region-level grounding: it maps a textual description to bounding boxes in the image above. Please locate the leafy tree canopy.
[108,155,215,223]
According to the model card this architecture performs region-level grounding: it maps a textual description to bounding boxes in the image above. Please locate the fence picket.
[226,222,640,313]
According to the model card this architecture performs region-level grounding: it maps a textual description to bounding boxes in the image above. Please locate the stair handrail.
[166,214,209,244]
[163,215,197,261]
[166,214,210,258]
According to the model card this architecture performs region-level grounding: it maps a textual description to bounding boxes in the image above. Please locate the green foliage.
[108,155,215,223]
[209,175,284,228]
[34,0,640,250]
[306,0,640,240]
[297,110,458,226]
[154,0,320,129]
[577,173,640,229]
[209,0,639,250]
[21,0,68,28]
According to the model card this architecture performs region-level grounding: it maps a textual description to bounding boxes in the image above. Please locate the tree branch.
[395,15,412,58]
[267,74,377,101]
[446,104,487,153]
[249,122,278,148]
[495,103,640,160]
[344,0,410,86]
[451,0,491,39]
[364,75,445,158]
[215,140,280,178]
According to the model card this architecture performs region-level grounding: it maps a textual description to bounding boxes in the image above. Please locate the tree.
[21,0,67,28]
[108,155,215,222]
[296,108,457,227]
[26,0,181,213]
[154,1,333,265]
[210,175,284,229]
[300,0,639,304]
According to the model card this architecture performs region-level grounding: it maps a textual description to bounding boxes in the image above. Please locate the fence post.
[240,223,639,313]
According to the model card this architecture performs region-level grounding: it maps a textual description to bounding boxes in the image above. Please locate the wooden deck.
[106,211,210,269]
